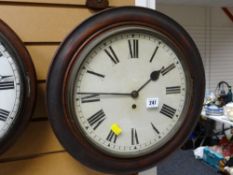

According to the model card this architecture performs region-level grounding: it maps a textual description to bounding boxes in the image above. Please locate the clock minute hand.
[77,92,131,96]
[77,69,162,97]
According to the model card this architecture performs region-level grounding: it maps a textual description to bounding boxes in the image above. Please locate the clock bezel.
[47,6,205,174]
[66,26,192,158]
[0,19,37,154]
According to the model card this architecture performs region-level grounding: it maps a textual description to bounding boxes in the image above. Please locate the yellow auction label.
[111,123,122,136]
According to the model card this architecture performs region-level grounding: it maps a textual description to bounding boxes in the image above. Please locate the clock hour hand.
[77,92,131,96]
[136,69,161,93]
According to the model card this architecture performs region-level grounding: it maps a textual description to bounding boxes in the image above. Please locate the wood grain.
[0,152,109,175]
[0,0,87,5]
[0,5,92,42]
[0,1,133,43]
[27,45,58,80]
[0,0,134,6]
[33,83,47,119]
[0,121,63,160]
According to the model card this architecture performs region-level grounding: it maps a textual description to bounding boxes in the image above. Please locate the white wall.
[157,4,233,93]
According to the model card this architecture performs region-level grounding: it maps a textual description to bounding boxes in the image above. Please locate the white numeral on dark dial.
[128,39,139,58]
[104,46,120,64]
[0,81,14,90]
[87,110,106,130]
[0,109,10,121]
[160,104,176,118]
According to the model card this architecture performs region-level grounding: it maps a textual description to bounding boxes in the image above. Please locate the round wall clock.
[0,20,36,154]
[47,6,205,174]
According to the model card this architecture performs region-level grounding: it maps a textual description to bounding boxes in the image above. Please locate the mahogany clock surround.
[47,6,205,174]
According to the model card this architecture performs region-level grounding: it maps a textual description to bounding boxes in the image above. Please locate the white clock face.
[70,27,190,158]
[0,42,22,138]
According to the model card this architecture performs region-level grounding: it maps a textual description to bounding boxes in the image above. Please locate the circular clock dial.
[47,7,205,174]
[0,42,22,138]
[69,27,189,158]
[0,20,36,154]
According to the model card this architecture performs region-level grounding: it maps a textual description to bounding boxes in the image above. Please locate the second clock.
[0,19,36,154]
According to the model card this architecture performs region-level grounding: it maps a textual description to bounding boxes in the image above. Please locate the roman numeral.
[160,104,176,118]
[104,46,119,64]
[150,46,159,63]
[0,81,14,90]
[166,86,181,94]
[87,110,106,130]
[0,75,13,79]
[0,109,10,121]
[161,63,176,76]
[81,94,100,103]
[106,130,117,143]
[151,122,160,134]
[87,70,105,78]
[128,39,139,58]
[131,128,139,145]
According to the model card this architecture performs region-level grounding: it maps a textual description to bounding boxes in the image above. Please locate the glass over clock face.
[68,27,190,158]
[47,6,205,174]
[0,42,22,139]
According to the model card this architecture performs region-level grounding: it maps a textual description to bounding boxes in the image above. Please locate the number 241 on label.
[146,98,159,109]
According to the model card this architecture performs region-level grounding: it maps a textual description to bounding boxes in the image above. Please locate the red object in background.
[219,136,229,145]
[222,143,233,157]
[218,136,233,157]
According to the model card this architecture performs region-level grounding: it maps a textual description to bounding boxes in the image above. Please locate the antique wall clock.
[47,6,205,174]
[0,20,36,154]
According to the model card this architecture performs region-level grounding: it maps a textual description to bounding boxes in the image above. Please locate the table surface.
[202,111,233,126]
